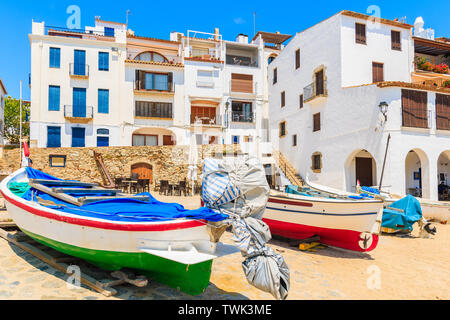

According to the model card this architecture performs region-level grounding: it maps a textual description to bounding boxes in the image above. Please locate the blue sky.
[0,0,449,99]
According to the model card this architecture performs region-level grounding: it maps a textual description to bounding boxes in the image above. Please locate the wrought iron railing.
[69,63,90,77]
[231,112,254,123]
[64,105,94,119]
[303,80,327,102]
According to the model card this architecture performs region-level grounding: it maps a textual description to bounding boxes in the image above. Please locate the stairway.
[273,151,305,187]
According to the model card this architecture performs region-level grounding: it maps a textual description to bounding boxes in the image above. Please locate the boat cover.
[382,195,422,231]
[18,168,228,223]
[202,157,290,300]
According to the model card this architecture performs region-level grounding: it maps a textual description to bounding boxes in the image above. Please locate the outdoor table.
[122,179,138,194]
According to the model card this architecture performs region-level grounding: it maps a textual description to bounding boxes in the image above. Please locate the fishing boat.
[264,185,384,252]
[0,167,230,295]
[356,185,450,224]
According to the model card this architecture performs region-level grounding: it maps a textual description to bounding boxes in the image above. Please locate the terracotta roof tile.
[341,10,412,29]
[376,81,450,94]
[127,34,180,44]
[184,57,224,64]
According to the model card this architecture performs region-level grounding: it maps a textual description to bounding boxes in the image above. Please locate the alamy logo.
[367,5,381,30]
[66,264,81,289]
[66,5,81,30]
[366,265,382,290]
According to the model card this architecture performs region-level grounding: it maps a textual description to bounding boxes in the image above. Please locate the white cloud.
[234,17,246,25]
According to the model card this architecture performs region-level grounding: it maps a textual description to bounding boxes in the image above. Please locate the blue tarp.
[285,185,313,197]
[21,168,227,223]
[382,195,422,231]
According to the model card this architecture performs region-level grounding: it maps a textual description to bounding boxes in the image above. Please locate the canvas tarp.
[201,157,290,300]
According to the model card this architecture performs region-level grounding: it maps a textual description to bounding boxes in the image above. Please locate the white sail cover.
[202,157,290,300]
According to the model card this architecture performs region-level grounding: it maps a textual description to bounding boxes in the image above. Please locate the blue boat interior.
[9,168,227,223]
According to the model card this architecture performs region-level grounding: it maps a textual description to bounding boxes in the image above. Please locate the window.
[355,23,366,44]
[134,51,168,63]
[295,49,300,69]
[273,68,278,84]
[104,27,115,37]
[226,55,253,66]
[315,70,325,95]
[72,88,87,117]
[74,50,86,76]
[436,94,450,130]
[313,113,321,132]
[72,127,85,147]
[312,154,322,171]
[97,136,109,147]
[232,135,240,144]
[98,52,109,71]
[232,101,253,122]
[133,134,158,146]
[279,121,286,137]
[49,155,66,167]
[135,71,172,91]
[231,73,253,93]
[47,126,61,148]
[402,89,428,128]
[135,101,173,118]
[98,89,109,114]
[372,62,384,83]
[49,47,60,68]
[391,30,401,51]
[281,91,286,107]
[244,136,254,143]
[192,47,210,58]
[292,134,297,146]
[299,94,304,109]
[197,70,214,88]
[268,56,276,65]
[48,85,60,111]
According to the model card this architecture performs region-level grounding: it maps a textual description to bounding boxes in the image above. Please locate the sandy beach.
[0,194,448,300]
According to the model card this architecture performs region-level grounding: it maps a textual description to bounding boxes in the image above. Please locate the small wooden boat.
[0,167,229,295]
[264,186,384,252]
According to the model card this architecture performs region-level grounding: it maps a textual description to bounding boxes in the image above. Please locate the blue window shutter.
[99,52,109,71]
[48,86,60,111]
[74,50,86,75]
[73,88,86,117]
[97,136,109,147]
[72,127,86,147]
[47,126,61,148]
[104,27,115,37]
[50,48,60,68]
[98,89,109,114]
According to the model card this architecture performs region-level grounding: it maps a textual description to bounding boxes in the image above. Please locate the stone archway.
[405,148,430,198]
[437,150,450,201]
[345,149,377,192]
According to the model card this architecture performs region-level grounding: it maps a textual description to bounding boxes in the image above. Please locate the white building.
[29,17,290,157]
[0,78,6,147]
[268,10,450,201]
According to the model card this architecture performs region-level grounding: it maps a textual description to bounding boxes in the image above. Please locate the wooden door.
[131,163,153,183]
[356,157,373,187]
[315,70,324,95]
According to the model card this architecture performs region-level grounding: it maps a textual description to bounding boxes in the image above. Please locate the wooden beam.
[29,179,98,187]
[29,182,82,206]
[52,188,122,195]
[79,195,150,205]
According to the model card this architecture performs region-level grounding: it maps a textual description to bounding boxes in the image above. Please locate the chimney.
[214,28,220,41]
[236,34,248,44]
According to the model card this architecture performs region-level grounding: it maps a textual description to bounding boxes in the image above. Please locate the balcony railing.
[231,112,254,123]
[64,105,94,119]
[69,63,90,77]
[303,80,327,102]
[190,115,223,126]
[226,55,258,67]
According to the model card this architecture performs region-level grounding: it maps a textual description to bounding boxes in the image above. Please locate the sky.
[0,0,449,100]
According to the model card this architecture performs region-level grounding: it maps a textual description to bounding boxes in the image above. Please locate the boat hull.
[0,169,218,295]
[264,193,383,252]
[385,199,449,224]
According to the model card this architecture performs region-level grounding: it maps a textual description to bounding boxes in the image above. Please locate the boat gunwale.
[0,168,208,232]
[269,190,383,205]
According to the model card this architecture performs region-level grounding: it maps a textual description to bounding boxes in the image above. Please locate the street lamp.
[378,101,389,122]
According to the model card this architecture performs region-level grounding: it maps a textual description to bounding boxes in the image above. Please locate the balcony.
[190,115,223,127]
[231,112,254,123]
[69,63,89,79]
[303,80,327,104]
[64,105,93,123]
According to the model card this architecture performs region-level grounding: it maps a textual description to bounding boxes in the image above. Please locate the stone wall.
[0,145,241,186]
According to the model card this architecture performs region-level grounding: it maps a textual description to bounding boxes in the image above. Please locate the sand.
[0,194,448,300]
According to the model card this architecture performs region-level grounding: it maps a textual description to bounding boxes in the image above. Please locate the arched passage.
[405,148,430,198]
[345,149,377,192]
[437,150,450,201]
